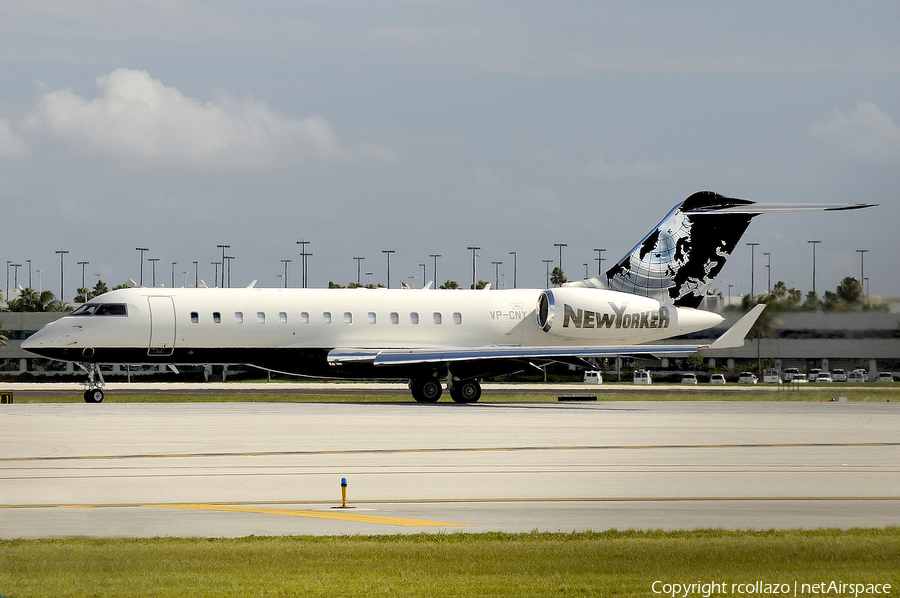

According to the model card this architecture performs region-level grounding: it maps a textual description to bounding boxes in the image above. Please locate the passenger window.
[453,312,462,325]
[367,312,376,324]
[279,312,287,324]
[233,312,242,324]
[213,312,222,324]
[344,312,353,324]
[433,312,442,324]
[390,312,399,325]
[323,312,332,324]
[257,312,266,324]
[410,312,419,324]
[301,312,309,324]
[191,312,199,324]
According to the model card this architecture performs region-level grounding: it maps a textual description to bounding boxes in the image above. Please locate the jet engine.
[535,287,720,342]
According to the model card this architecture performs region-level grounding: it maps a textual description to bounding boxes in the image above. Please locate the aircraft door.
[148,296,176,356]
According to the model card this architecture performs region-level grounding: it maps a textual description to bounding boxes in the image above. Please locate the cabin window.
[233,312,242,324]
[191,312,199,324]
[367,312,376,324]
[301,312,309,324]
[453,312,462,325]
[95,304,127,316]
[257,312,266,324]
[213,312,222,324]
[344,312,353,324]
[433,312,442,325]
[390,312,399,324]
[410,312,419,324]
[323,312,332,324]
[279,312,288,324]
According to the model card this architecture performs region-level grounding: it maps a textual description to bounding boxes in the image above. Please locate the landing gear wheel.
[84,388,104,403]
[450,380,481,404]
[410,378,443,403]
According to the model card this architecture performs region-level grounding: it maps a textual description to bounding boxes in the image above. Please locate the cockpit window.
[70,303,126,316]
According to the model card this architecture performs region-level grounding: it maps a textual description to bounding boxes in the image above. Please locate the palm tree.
[9,288,65,312]
[550,267,568,287]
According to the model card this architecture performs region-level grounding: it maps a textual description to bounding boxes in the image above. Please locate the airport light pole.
[808,240,821,296]
[763,252,771,294]
[135,247,148,287]
[171,262,177,288]
[467,247,480,290]
[746,242,759,297]
[225,256,234,288]
[419,263,426,288]
[430,254,441,288]
[296,240,311,288]
[26,260,31,289]
[281,259,292,288]
[492,261,502,289]
[583,263,589,279]
[216,245,230,288]
[55,250,68,301]
[365,272,372,286]
[382,250,395,288]
[542,259,553,288]
[11,263,21,293]
[509,251,517,288]
[554,243,567,270]
[856,249,869,299]
[594,248,605,276]
[211,262,220,287]
[148,258,160,287]
[353,257,364,286]
[193,261,198,288]
[77,261,88,291]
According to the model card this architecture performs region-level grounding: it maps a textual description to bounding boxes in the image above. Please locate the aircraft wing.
[329,305,765,367]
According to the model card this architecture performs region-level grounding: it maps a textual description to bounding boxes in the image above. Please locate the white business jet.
[22,192,873,403]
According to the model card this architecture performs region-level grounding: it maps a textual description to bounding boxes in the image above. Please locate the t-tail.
[573,191,875,308]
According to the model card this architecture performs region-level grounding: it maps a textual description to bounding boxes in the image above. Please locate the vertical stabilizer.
[604,192,754,308]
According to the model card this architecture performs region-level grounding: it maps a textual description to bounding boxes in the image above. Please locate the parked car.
[876,372,894,382]
[783,367,800,382]
[763,368,782,383]
[738,372,758,384]
[831,369,847,382]
[710,373,726,384]
[583,370,603,384]
[816,372,833,383]
[808,368,822,382]
[633,370,652,385]
[681,373,698,384]
[793,373,808,383]
[848,371,866,383]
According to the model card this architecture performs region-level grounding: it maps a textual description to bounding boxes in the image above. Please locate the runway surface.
[2,400,899,538]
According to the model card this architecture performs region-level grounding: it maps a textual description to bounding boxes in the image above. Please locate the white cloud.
[810,102,900,166]
[0,118,28,158]
[585,156,673,180]
[18,68,395,171]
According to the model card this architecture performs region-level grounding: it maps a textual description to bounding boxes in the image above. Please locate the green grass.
[8,386,900,403]
[2,529,898,597]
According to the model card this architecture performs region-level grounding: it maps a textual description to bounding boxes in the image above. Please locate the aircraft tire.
[410,378,442,403]
[450,380,481,404]
[84,389,104,403]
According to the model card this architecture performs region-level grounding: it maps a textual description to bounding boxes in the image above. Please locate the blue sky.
[1,1,898,300]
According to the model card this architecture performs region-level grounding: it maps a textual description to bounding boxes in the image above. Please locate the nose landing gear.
[77,363,105,403]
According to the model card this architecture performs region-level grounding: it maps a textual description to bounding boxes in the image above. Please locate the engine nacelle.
[535,287,721,342]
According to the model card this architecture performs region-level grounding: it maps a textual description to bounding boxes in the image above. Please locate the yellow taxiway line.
[143,503,471,527]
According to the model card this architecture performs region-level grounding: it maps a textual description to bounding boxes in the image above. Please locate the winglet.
[708,304,765,350]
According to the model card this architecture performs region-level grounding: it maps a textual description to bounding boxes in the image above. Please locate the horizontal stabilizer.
[689,202,877,214]
[708,304,765,350]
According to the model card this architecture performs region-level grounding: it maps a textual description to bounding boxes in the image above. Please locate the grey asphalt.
[2,399,899,538]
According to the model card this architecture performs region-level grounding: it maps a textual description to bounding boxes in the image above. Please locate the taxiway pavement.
[2,400,898,537]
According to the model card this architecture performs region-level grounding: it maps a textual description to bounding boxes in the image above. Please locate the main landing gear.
[409,377,482,404]
[77,363,105,403]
